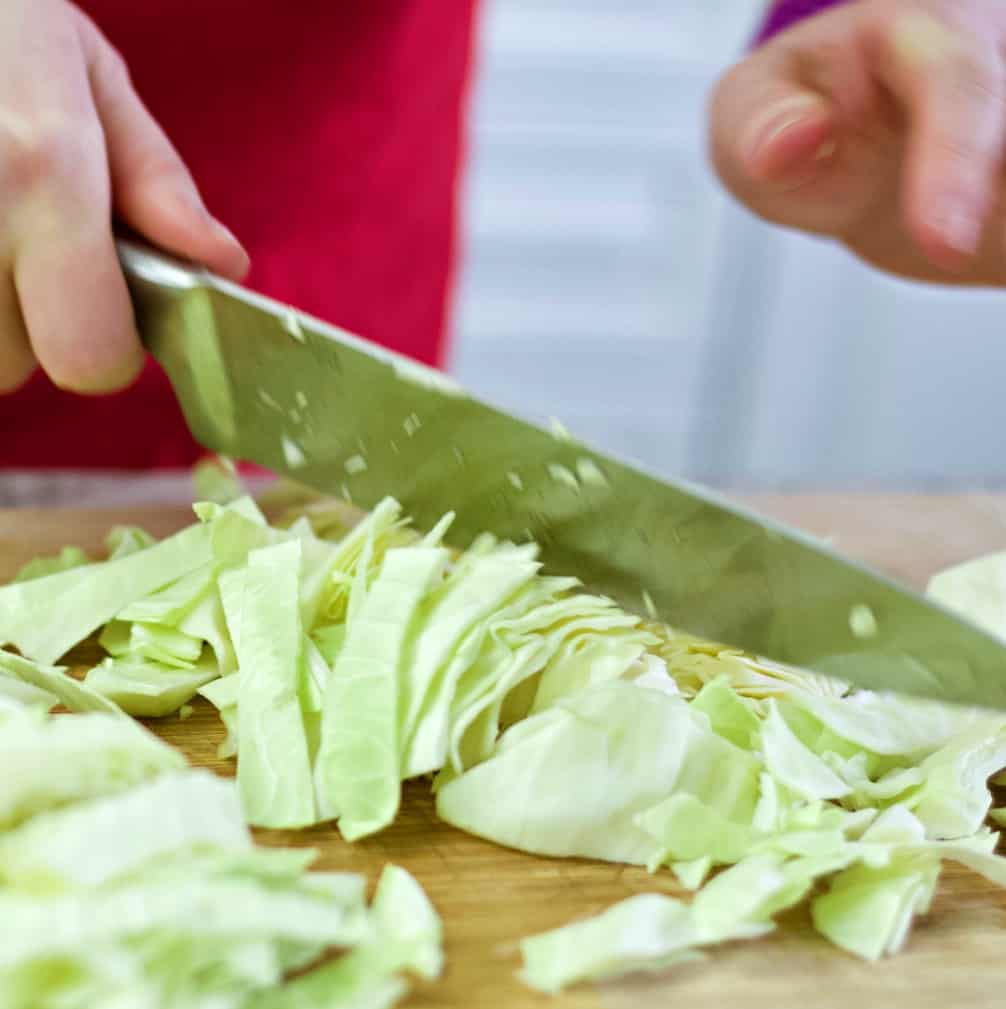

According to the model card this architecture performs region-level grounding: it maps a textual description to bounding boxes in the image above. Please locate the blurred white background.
[449,0,1006,490]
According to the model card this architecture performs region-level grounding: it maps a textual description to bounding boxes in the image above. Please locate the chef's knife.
[118,238,1006,710]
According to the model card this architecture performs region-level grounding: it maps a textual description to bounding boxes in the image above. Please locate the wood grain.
[3,496,1006,1007]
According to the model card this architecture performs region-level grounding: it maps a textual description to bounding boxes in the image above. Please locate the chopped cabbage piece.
[812,854,941,960]
[317,546,448,839]
[520,891,757,994]
[192,455,245,505]
[0,694,440,1009]
[760,700,851,801]
[0,677,59,714]
[105,525,156,560]
[437,681,760,865]
[0,522,211,664]
[927,550,1006,639]
[222,540,316,829]
[12,545,90,583]
[83,656,219,718]
[0,770,249,889]
[0,649,122,716]
[0,713,184,829]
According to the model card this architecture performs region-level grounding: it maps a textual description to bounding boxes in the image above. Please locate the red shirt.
[2,1,479,469]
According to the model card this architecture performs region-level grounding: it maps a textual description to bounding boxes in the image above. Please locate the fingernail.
[934,199,981,255]
[742,95,825,162]
[176,180,211,219]
[211,218,242,248]
[212,219,251,275]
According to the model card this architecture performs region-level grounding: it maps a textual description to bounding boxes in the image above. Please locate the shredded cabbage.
[222,540,316,829]
[0,521,212,665]
[84,656,218,718]
[12,545,90,583]
[6,494,1006,998]
[438,681,760,866]
[0,703,441,1009]
[0,711,185,830]
[0,770,249,889]
[0,650,121,716]
[317,545,449,838]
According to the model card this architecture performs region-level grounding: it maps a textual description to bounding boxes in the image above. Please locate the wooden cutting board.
[3,494,1006,1008]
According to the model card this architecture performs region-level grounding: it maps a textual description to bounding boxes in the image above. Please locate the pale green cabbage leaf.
[316,545,449,839]
[0,770,249,889]
[222,540,316,829]
[0,712,185,829]
[84,656,218,718]
[7,494,1006,999]
[0,521,211,664]
[12,546,90,583]
[437,681,760,865]
[0,698,440,1009]
[0,650,121,716]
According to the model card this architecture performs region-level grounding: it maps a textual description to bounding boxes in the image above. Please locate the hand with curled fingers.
[0,0,248,396]
[710,0,1006,285]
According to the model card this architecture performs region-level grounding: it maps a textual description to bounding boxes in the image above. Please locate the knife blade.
[118,238,1006,710]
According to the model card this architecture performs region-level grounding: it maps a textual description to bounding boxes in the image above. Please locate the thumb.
[78,14,250,280]
[709,50,836,223]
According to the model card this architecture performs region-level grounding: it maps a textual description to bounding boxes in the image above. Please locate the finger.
[10,121,144,395]
[743,91,835,182]
[76,13,249,280]
[710,47,838,220]
[15,220,144,394]
[0,269,36,394]
[870,9,1006,266]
